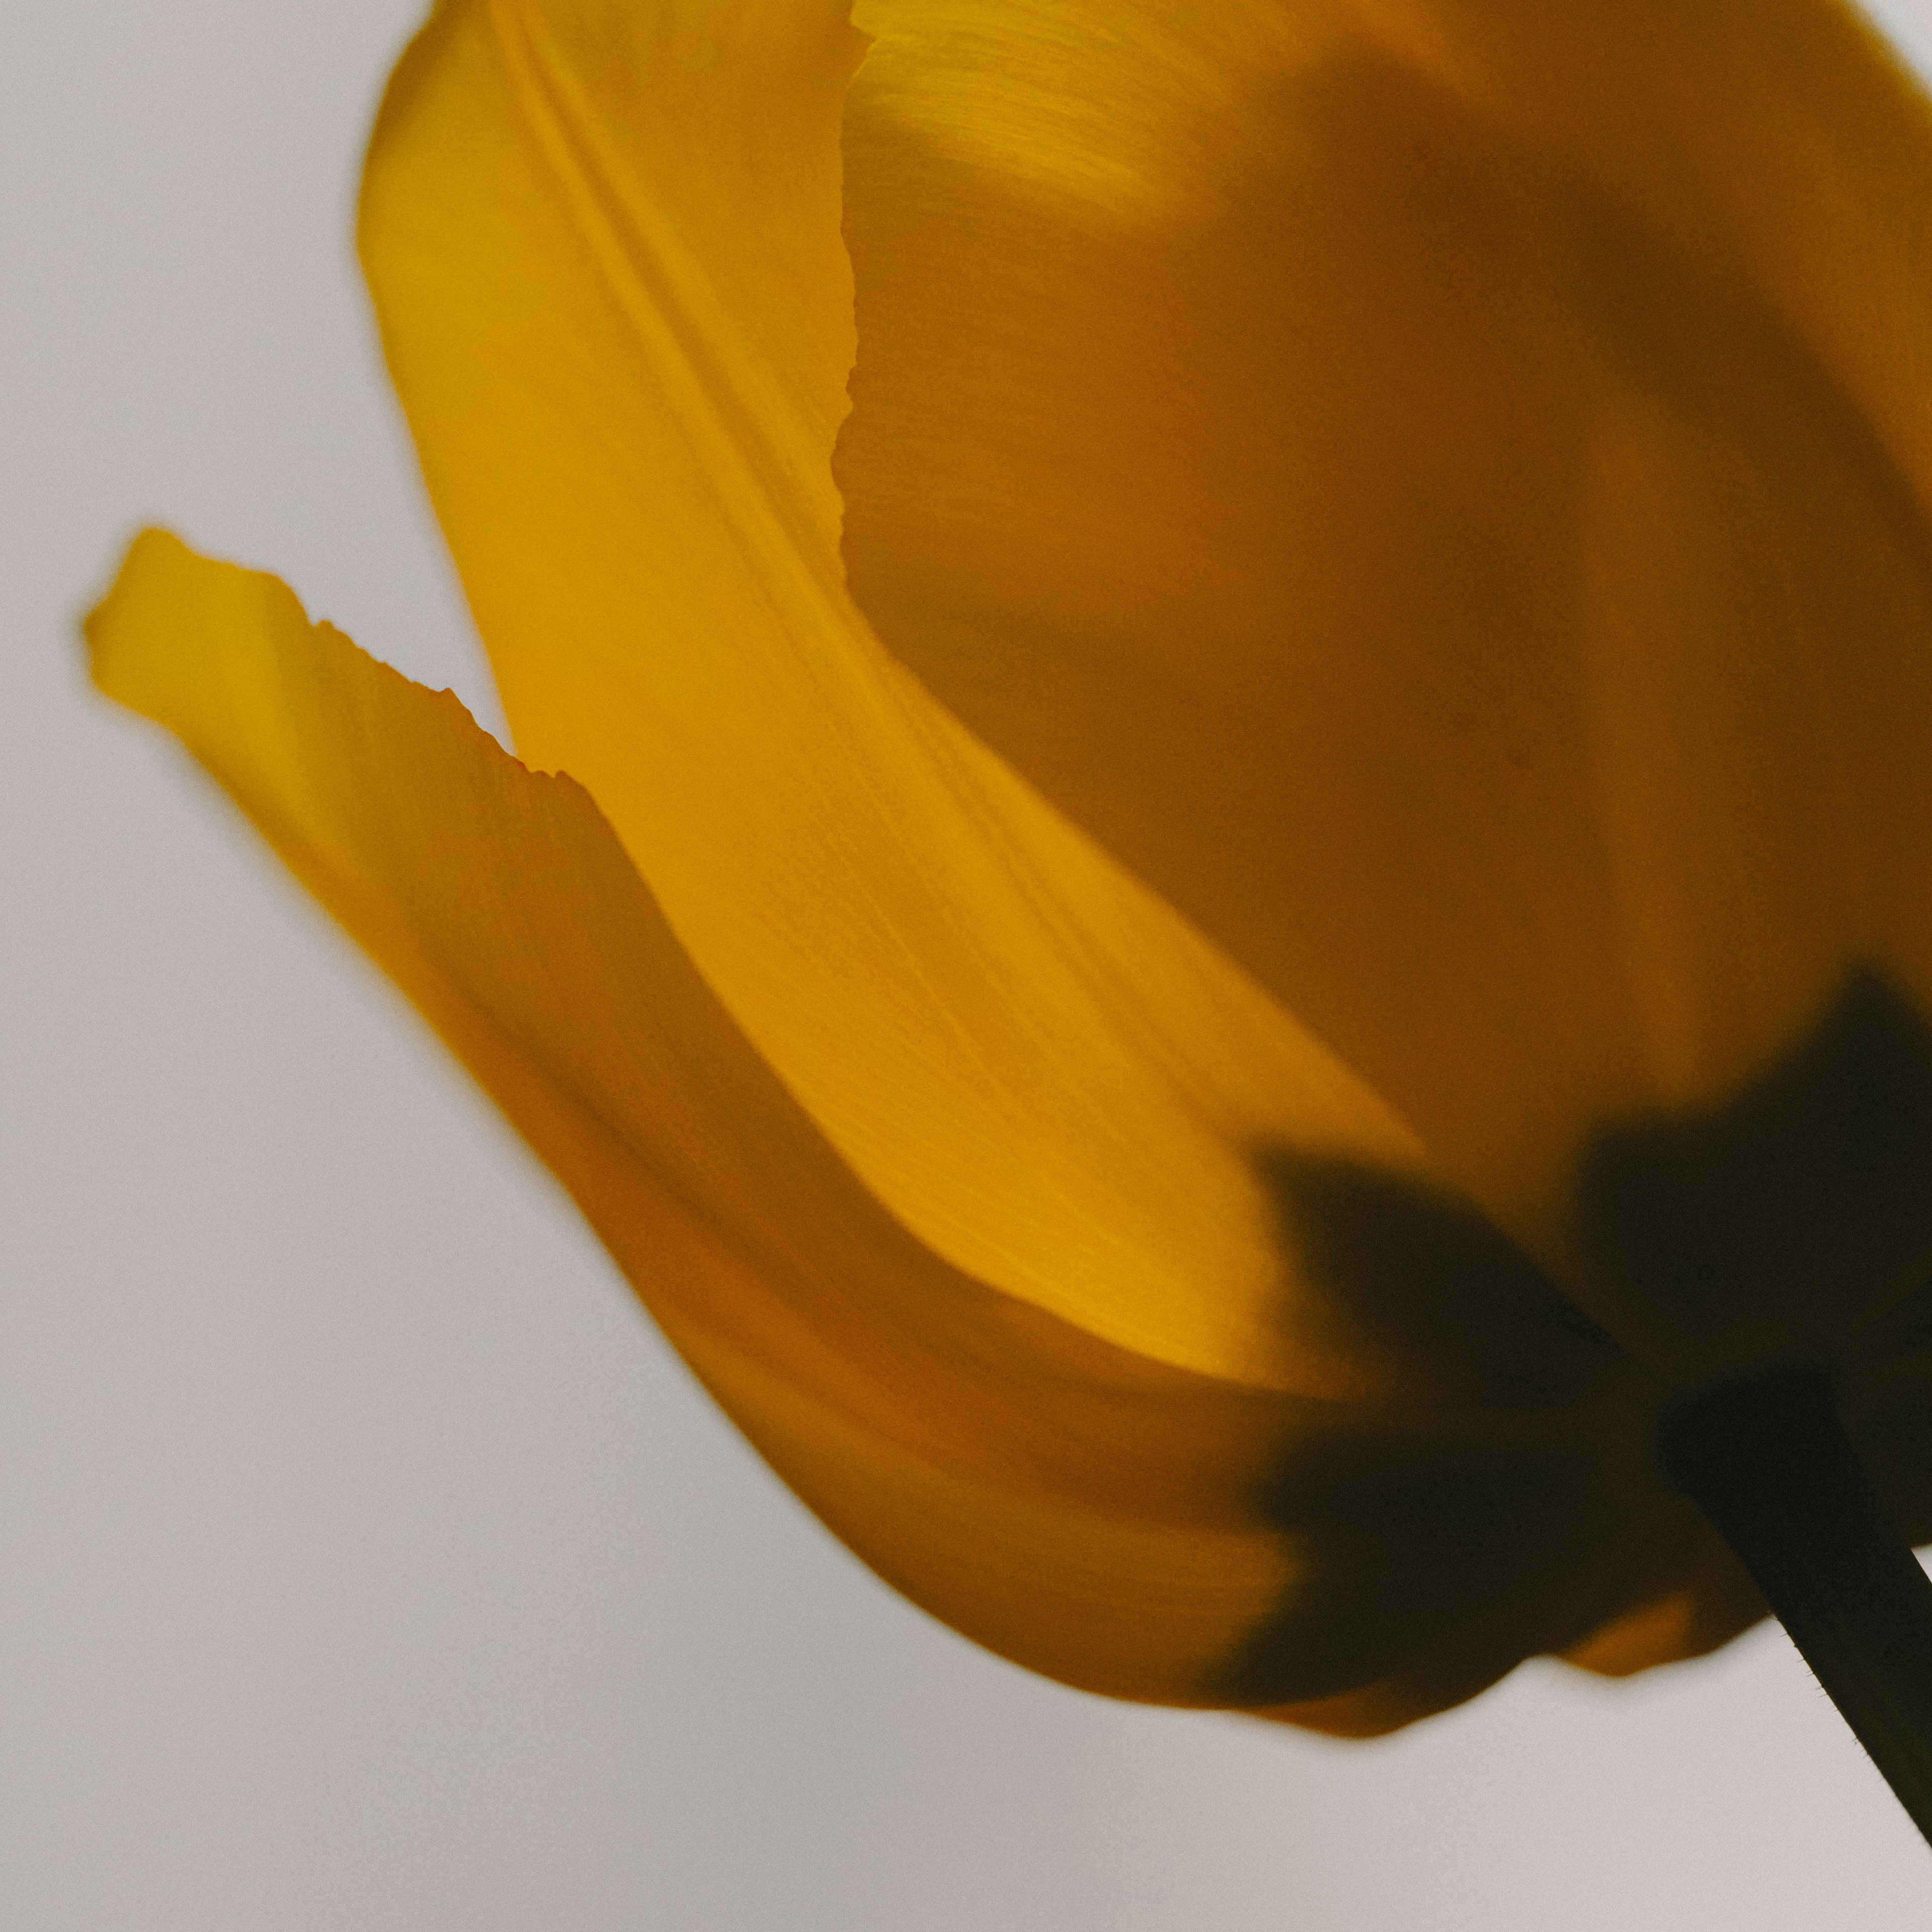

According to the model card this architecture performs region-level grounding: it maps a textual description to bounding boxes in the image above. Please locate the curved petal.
[357,0,1504,1392]
[836,0,1932,1369]
[1559,1511,1764,1681]
[85,530,1656,1714]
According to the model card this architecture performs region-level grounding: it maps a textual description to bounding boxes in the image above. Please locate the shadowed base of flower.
[1222,965,1932,1833]
[1590,966,1932,1845]
[1661,1365,1932,1848]
[1579,966,1932,1380]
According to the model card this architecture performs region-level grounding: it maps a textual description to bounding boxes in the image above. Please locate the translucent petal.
[358,0,1484,1389]
[837,0,1932,1356]
[84,529,1652,1714]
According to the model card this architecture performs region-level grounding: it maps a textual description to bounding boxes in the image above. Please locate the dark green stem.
[1659,1365,1932,1847]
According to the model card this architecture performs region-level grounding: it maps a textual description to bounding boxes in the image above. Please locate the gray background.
[8,1,1932,1924]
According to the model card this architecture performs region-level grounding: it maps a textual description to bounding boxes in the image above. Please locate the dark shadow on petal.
[1578,966,1932,1370]
[1211,1161,1639,1708]
[1208,1417,1624,1705]
[1258,1152,1622,1405]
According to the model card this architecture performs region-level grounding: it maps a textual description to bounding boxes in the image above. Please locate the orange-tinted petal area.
[86,530,1692,1726]
[837,0,1932,1380]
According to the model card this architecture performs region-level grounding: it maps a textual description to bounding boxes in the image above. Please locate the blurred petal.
[357,0,1501,1392]
[1578,969,1932,1380]
[1560,1512,1764,1681]
[84,529,1653,1712]
[837,0,1932,1362]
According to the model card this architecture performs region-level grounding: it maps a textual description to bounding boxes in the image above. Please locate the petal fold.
[85,529,1661,1718]
[837,0,1932,1366]
[357,0,1512,1393]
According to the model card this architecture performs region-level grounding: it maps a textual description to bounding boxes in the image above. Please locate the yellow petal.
[84,529,1654,1714]
[837,0,1932,1358]
[357,0,1493,1392]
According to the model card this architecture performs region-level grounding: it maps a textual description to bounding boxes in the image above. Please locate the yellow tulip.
[83,0,1932,1748]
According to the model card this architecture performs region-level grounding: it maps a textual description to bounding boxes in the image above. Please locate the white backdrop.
[9,2,1932,1925]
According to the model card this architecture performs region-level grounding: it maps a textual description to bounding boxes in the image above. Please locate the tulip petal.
[837,0,1932,1351]
[355,0,1524,1392]
[1558,1514,1764,1681]
[86,529,1659,1716]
